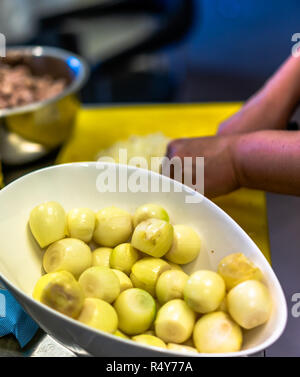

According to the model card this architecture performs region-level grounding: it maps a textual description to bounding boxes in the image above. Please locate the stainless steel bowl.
[0,46,89,165]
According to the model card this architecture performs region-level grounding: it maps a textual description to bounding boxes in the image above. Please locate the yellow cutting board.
[57,103,271,262]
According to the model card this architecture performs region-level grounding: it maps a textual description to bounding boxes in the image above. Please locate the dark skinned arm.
[219,56,300,135]
[166,56,300,197]
[233,129,300,195]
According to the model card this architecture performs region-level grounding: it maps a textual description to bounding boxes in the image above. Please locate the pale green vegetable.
[112,269,133,292]
[155,299,196,344]
[78,298,118,333]
[131,218,173,258]
[193,312,242,353]
[67,208,96,243]
[130,257,171,296]
[148,300,161,331]
[29,201,66,248]
[92,247,112,268]
[184,270,225,313]
[156,270,188,304]
[79,266,120,303]
[33,271,84,318]
[132,334,166,349]
[227,280,272,329]
[114,288,156,335]
[93,206,133,247]
[165,225,201,264]
[218,253,263,290]
[133,204,169,228]
[110,243,139,275]
[43,238,92,279]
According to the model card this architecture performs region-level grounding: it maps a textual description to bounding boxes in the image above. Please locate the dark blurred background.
[3,0,299,104]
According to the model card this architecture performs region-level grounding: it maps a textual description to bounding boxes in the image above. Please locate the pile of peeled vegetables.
[29,202,272,354]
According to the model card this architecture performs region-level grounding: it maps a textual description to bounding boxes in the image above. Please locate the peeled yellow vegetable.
[43,238,92,279]
[78,298,118,333]
[33,271,84,318]
[114,288,156,335]
[67,208,95,243]
[156,270,188,304]
[184,270,225,313]
[155,299,196,344]
[133,204,169,228]
[144,330,155,336]
[182,337,196,347]
[227,280,272,329]
[131,219,173,258]
[110,243,139,275]
[112,269,133,292]
[148,303,160,331]
[167,262,183,271]
[193,312,242,353]
[155,300,162,311]
[164,225,201,264]
[93,206,133,247]
[92,247,112,268]
[114,330,129,339]
[130,257,171,296]
[30,200,271,356]
[78,266,120,303]
[218,297,228,313]
[29,201,66,248]
[167,343,198,354]
[218,253,263,290]
[132,334,166,349]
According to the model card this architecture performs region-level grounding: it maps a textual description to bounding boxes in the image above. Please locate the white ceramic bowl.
[0,162,287,356]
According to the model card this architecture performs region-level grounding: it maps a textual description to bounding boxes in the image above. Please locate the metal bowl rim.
[0,45,89,118]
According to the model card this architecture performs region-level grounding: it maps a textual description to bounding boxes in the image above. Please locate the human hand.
[165,135,240,198]
[165,56,300,198]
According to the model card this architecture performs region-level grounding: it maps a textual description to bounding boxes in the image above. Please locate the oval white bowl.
[0,162,287,356]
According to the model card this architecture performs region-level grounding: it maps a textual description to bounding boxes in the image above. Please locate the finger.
[163,140,183,179]
[165,140,178,158]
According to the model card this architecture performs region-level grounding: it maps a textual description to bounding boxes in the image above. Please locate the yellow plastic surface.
[57,103,271,263]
